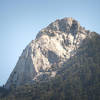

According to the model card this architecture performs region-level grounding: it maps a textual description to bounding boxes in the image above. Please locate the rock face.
[5,17,93,89]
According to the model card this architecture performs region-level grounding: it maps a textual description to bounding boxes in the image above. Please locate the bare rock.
[5,17,93,89]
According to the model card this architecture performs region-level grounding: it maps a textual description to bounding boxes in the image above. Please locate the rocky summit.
[5,17,94,89]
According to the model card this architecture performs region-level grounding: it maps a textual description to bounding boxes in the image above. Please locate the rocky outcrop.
[5,17,93,89]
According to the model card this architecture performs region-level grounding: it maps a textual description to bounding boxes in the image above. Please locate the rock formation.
[5,17,94,89]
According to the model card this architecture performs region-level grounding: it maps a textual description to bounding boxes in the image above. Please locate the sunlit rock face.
[5,17,93,89]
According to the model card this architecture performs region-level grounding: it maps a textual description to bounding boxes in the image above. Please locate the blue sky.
[0,0,100,86]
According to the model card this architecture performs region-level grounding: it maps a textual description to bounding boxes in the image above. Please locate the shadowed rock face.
[5,17,93,89]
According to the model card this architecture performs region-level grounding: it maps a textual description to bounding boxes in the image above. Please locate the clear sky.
[0,0,100,86]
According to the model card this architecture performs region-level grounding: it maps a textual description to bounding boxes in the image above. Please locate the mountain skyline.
[0,17,100,100]
[0,0,100,86]
[5,17,97,89]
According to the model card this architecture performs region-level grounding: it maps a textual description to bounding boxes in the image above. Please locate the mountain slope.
[1,32,100,100]
[5,17,93,89]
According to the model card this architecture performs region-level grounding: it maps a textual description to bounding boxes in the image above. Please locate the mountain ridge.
[5,17,95,89]
[0,17,100,100]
